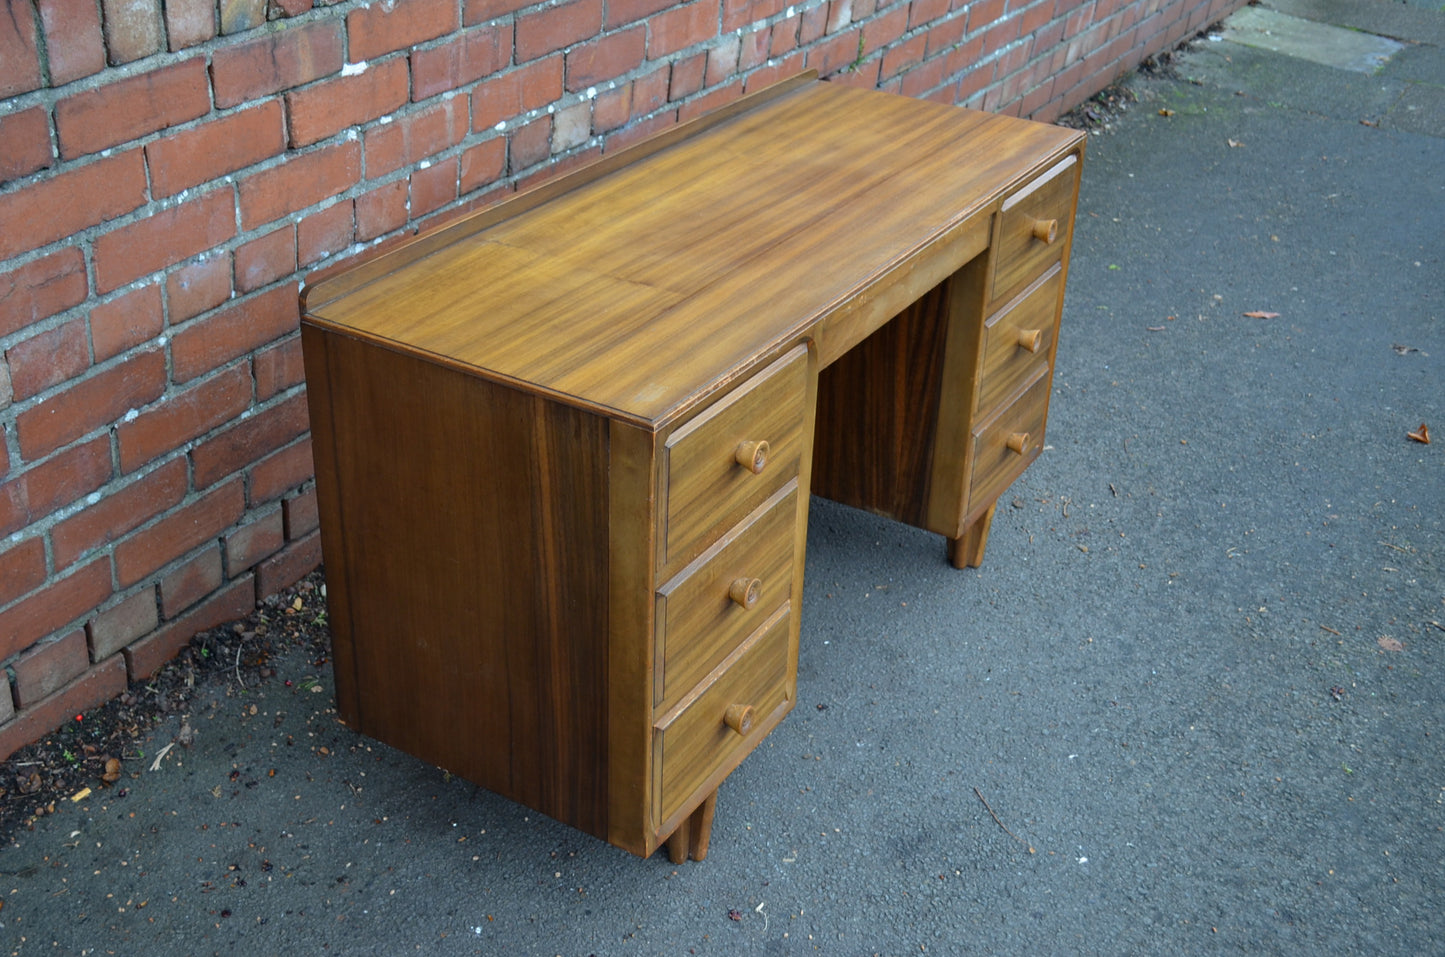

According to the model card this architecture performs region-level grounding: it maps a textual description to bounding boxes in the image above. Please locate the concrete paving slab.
[1267,0,1445,47]
[1223,6,1403,72]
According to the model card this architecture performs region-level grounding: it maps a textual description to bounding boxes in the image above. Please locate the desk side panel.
[302,325,612,838]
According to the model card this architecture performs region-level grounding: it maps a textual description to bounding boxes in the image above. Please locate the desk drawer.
[654,606,792,826]
[968,365,1050,515]
[978,265,1061,418]
[662,345,809,566]
[655,482,798,710]
[991,156,1077,304]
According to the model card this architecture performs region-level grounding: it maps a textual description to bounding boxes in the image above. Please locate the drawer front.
[968,364,1051,516]
[655,482,798,711]
[662,345,810,566]
[978,265,1061,418]
[991,155,1077,304]
[654,605,792,827]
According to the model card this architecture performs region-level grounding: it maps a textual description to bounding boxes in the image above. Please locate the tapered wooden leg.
[667,822,690,864]
[665,790,719,863]
[947,502,998,569]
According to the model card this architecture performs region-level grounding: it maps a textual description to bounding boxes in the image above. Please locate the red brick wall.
[0,0,1243,758]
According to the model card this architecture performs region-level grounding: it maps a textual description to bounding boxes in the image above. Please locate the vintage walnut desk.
[300,75,1084,862]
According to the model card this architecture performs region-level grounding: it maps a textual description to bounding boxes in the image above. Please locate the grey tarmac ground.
[2,0,1441,953]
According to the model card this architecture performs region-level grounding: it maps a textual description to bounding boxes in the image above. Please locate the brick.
[608,0,675,29]
[146,101,286,198]
[0,676,11,724]
[647,0,714,58]
[219,0,266,33]
[355,180,408,242]
[473,57,565,131]
[93,188,237,295]
[770,14,801,57]
[517,0,602,62]
[0,249,87,339]
[552,101,591,153]
[459,137,506,194]
[211,20,344,109]
[253,334,304,401]
[166,254,232,324]
[285,56,409,149]
[678,80,743,121]
[256,530,320,599]
[509,116,552,173]
[239,140,361,231]
[171,284,299,383]
[365,97,469,178]
[807,27,864,76]
[234,226,297,294]
[192,391,308,489]
[348,0,457,60]
[464,0,529,23]
[592,85,631,134]
[248,436,313,505]
[12,629,89,707]
[297,201,353,267]
[800,2,828,43]
[0,656,127,763]
[87,587,159,660]
[55,58,209,159]
[36,0,106,84]
[410,157,458,217]
[0,106,52,183]
[909,0,950,28]
[631,66,669,116]
[5,319,89,400]
[100,0,163,63]
[15,349,165,461]
[158,544,223,618]
[51,458,187,569]
[90,283,163,362]
[224,507,284,575]
[164,0,215,48]
[741,51,806,94]
[669,53,706,101]
[705,34,741,86]
[882,32,927,78]
[0,535,46,606]
[0,0,42,96]
[8,436,112,526]
[0,556,111,662]
[567,26,646,92]
[117,364,252,473]
[411,26,508,101]
[0,150,148,261]
[123,572,254,680]
[283,486,318,539]
[115,479,244,587]
[272,0,310,16]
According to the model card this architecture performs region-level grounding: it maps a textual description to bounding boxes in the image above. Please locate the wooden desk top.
[303,76,1082,428]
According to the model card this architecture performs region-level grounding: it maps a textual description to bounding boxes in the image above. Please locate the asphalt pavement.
[2,0,1441,953]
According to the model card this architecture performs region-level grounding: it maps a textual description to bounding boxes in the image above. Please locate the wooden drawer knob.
[729,576,762,610]
[735,439,769,474]
[1006,432,1030,454]
[1017,328,1043,353]
[724,703,754,736]
[1031,218,1058,244]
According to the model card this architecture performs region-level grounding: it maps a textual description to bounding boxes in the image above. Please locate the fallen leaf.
[1392,344,1427,356]
[1377,636,1404,652]
[1159,108,1175,116]
[1242,310,1279,319]
[1147,325,1167,331]
[1406,423,1430,445]
[1227,138,1244,147]
[18,771,41,794]
[102,757,123,784]
[727,909,742,921]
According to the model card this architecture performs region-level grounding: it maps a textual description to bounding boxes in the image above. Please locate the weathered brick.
[517,0,603,62]
[649,1,716,58]
[51,458,187,569]
[0,106,52,184]
[464,0,529,23]
[100,0,163,63]
[0,535,46,606]
[165,0,215,48]
[0,656,126,762]
[355,179,408,242]
[93,188,237,295]
[459,137,506,194]
[90,283,163,362]
[272,0,311,16]
[0,0,42,97]
[0,556,111,662]
[473,58,566,132]
[36,0,106,85]
[552,101,591,153]
[223,507,284,575]
[253,335,305,400]
[256,530,320,599]
[170,284,299,383]
[365,97,469,179]
[238,140,361,230]
[211,20,344,108]
[800,2,828,43]
[567,26,646,92]
[234,226,297,294]
[738,25,770,71]
[166,254,232,324]
[115,479,244,588]
[348,0,457,60]
[297,202,353,267]
[0,150,148,261]
[631,66,670,116]
[117,364,252,473]
[410,157,459,217]
[219,0,266,33]
[158,544,223,618]
[285,57,409,149]
[146,101,286,198]
[5,319,89,400]
[55,58,209,159]
[669,53,706,100]
[0,248,87,338]
[411,26,508,101]
[87,587,160,661]
[770,14,801,57]
[191,391,308,489]
[510,116,552,173]
[705,33,741,85]
[15,349,165,461]
[12,629,88,707]
[592,84,631,134]
[248,436,313,505]
[122,573,253,680]
[608,0,676,29]
[282,486,318,539]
